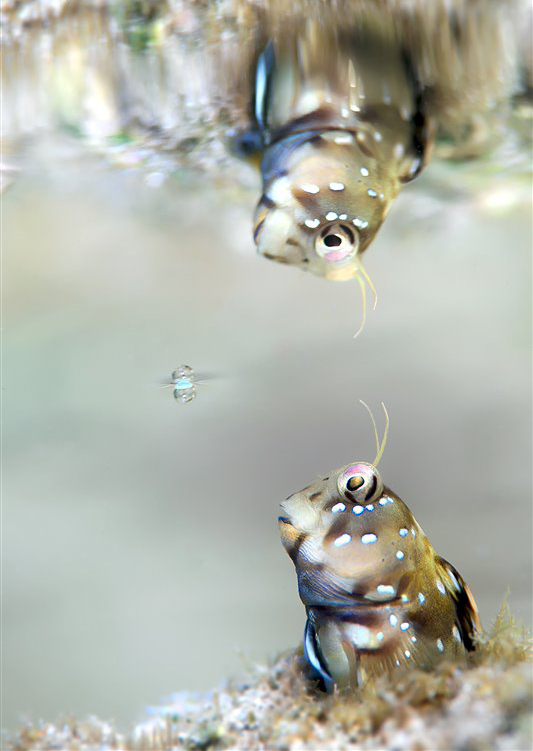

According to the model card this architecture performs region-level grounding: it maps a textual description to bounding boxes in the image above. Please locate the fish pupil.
[324,234,342,247]
[347,475,365,491]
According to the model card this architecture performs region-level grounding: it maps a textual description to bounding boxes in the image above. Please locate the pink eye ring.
[337,463,383,504]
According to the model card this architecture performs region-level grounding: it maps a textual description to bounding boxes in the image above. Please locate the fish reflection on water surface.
[279,439,480,691]
[246,26,431,284]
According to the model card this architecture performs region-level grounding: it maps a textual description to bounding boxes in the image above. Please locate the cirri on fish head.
[279,461,480,691]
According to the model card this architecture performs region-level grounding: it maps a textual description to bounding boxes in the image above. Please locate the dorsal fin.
[438,556,481,651]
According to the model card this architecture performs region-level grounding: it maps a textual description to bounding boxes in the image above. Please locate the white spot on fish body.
[437,580,446,595]
[411,635,417,643]
[418,592,426,604]
[361,533,377,544]
[404,650,411,658]
[412,528,417,537]
[329,182,345,191]
[394,143,405,158]
[377,631,384,641]
[396,550,405,560]
[395,659,401,666]
[334,134,353,145]
[360,167,369,176]
[353,218,368,230]
[345,623,372,648]
[325,211,338,221]
[399,528,408,537]
[301,183,319,194]
[374,131,383,142]
[331,502,346,514]
[366,504,374,511]
[400,622,410,631]
[379,498,388,506]
[353,505,364,515]
[334,533,351,547]
[437,638,444,653]
[377,584,396,597]
[452,626,461,642]
[389,614,398,627]
[305,218,320,229]
[268,176,293,204]
[339,214,348,220]
[367,189,378,198]
[401,594,409,603]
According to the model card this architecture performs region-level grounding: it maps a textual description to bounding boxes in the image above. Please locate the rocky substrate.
[10,608,532,751]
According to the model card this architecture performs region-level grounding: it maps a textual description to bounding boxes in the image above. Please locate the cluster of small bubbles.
[172,365,196,404]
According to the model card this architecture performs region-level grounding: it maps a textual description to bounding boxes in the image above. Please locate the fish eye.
[315,222,359,263]
[338,463,383,504]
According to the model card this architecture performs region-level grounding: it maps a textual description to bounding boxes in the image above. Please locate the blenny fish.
[239,22,433,331]
[278,407,480,691]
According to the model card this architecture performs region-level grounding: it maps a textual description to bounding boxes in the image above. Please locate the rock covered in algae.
[10,608,533,751]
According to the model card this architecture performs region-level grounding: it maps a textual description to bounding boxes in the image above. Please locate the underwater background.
[3,0,532,734]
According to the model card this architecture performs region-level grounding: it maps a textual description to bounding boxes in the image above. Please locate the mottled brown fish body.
[279,462,480,690]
